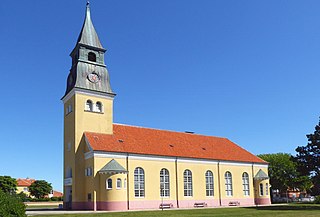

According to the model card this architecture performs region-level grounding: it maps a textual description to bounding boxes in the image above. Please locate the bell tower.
[62,2,115,209]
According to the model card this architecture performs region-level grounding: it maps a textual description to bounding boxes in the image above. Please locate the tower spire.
[76,1,104,49]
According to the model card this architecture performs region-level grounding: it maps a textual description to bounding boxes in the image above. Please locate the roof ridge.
[113,123,227,140]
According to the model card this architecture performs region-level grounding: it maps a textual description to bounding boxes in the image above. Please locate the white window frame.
[160,168,170,197]
[116,178,122,189]
[85,100,93,111]
[225,171,233,196]
[124,178,127,189]
[242,172,250,196]
[66,104,72,115]
[183,169,193,197]
[95,102,103,113]
[266,183,269,195]
[134,167,145,197]
[259,183,264,196]
[106,178,112,189]
[205,170,214,197]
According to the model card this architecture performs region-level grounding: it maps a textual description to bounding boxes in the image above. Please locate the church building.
[62,2,271,211]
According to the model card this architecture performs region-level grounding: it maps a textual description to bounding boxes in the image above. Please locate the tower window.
[88,52,96,62]
[85,100,93,111]
[96,102,103,113]
[66,104,72,115]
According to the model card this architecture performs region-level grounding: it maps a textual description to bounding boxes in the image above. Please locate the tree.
[295,120,320,194]
[0,190,26,217]
[29,180,52,199]
[258,153,298,194]
[0,176,17,194]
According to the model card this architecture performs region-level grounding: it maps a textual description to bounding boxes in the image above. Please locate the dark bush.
[314,196,320,204]
[50,196,63,201]
[0,190,26,217]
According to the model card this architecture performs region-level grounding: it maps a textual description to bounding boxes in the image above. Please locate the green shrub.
[0,190,26,217]
[314,195,320,204]
[50,196,63,201]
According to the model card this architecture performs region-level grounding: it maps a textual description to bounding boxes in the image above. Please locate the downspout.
[217,161,222,206]
[126,154,129,210]
[175,157,179,208]
[251,163,256,205]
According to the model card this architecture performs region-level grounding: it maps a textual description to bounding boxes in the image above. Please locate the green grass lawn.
[37,204,320,217]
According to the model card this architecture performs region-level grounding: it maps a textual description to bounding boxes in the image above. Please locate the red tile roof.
[52,190,63,197]
[17,178,35,187]
[84,124,266,164]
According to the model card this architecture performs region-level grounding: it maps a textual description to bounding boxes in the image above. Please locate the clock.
[88,72,100,83]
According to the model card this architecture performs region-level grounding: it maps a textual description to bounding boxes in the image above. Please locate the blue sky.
[1,0,320,192]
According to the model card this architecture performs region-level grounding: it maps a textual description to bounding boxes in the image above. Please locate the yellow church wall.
[94,156,128,202]
[63,95,76,205]
[252,166,270,204]
[74,93,113,139]
[128,158,177,202]
[219,164,253,199]
[176,160,220,208]
[63,91,115,208]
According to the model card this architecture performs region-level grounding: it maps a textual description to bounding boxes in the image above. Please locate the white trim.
[129,154,175,162]
[93,152,127,159]
[83,150,268,167]
[178,158,218,165]
[85,151,94,160]
[219,161,253,167]
[84,136,93,152]
[62,88,115,103]
[253,164,268,168]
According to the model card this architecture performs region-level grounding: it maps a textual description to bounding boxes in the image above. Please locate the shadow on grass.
[26,208,60,211]
[245,204,320,211]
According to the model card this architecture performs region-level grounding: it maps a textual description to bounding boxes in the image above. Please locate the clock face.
[88,72,100,83]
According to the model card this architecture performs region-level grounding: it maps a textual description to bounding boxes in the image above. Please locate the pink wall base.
[255,198,271,205]
[129,200,177,210]
[220,198,255,206]
[178,199,220,208]
[67,197,270,210]
[97,201,128,211]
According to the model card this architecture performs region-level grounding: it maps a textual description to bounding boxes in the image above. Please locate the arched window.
[85,100,93,111]
[106,178,112,189]
[160,168,170,197]
[225,171,233,196]
[96,102,102,113]
[184,169,193,197]
[242,172,250,196]
[266,183,269,195]
[88,52,96,62]
[117,178,122,189]
[124,178,127,189]
[205,170,214,196]
[259,183,264,196]
[134,167,145,197]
